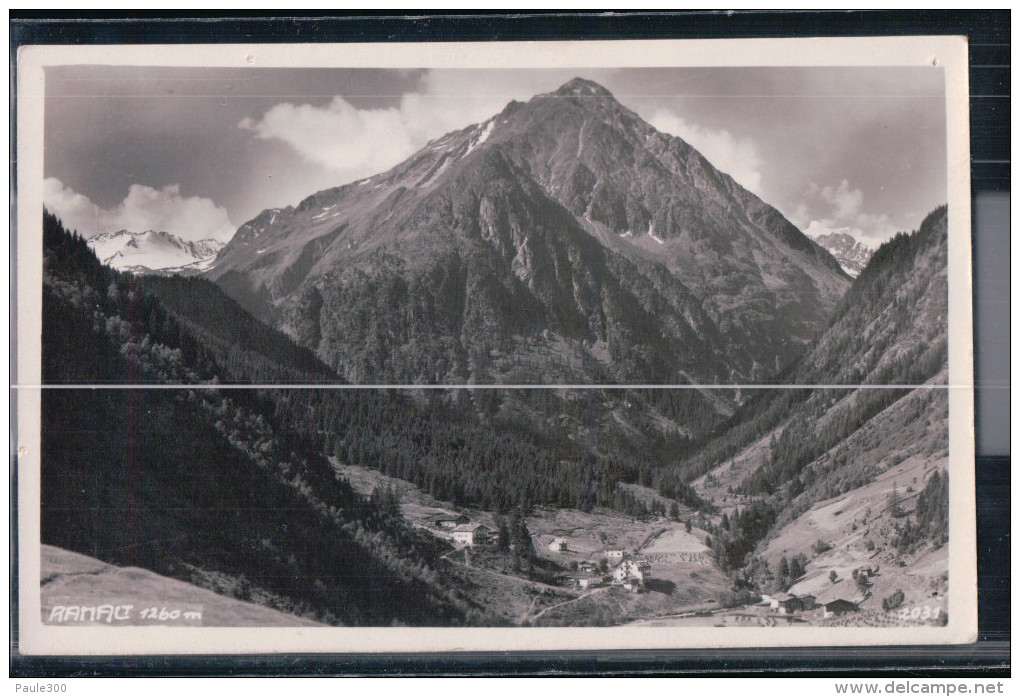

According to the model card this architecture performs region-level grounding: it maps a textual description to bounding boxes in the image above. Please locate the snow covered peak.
[87,229,224,274]
[809,229,876,277]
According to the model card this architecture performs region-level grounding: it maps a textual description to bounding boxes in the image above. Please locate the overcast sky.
[43,66,947,245]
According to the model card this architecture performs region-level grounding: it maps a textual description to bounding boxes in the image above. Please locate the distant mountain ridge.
[210,77,851,387]
[809,230,876,277]
[89,229,224,274]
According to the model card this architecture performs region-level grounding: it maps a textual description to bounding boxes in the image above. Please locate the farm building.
[452,523,493,547]
[604,549,624,561]
[776,596,804,615]
[769,593,793,610]
[548,538,568,553]
[823,599,860,618]
[430,513,471,529]
[574,574,604,590]
[768,593,818,614]
[612,559,649,588]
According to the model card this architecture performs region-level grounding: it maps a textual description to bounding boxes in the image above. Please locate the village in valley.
[419,510,658,594]
[336,460,943,629]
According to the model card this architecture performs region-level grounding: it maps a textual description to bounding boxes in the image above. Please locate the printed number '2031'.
[898,605,940,621]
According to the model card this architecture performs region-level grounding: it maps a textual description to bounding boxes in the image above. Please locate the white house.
[548,538,568,553]
[452,523,492,547]
[575,574,603,590]
[612,559,648,587]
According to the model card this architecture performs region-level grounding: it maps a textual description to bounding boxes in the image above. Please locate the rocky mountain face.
[210,78,850,386]
[810,230,876,277]
[89,229,224,275]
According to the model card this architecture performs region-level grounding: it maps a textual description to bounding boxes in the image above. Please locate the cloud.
[42,177,103,237]
[43,178,236,242]
[239,98,418,178]
[820,179,864,218]
[788,203,811,229]
[794,179,899,247]
[238,70,574,183]
[648,109,764,195]
[852,212,899,244]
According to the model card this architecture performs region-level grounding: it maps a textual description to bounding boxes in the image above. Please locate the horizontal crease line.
[13,383,962,390]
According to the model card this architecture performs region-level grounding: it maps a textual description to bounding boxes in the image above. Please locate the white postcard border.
[15,36,976,655]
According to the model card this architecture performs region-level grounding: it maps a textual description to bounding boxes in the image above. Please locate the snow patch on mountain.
[463,119,495,158]
[647,222,665,245]
[312,206,340,221]
[417,155,453,188]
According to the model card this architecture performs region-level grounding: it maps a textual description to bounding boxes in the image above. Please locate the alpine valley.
[39,78,951,629]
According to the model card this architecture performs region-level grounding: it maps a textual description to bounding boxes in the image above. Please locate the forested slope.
[41,211,475,625]
[42,210,704,555]
[657,207,950,574]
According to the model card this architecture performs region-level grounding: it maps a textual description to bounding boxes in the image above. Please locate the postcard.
[15,36,975,654]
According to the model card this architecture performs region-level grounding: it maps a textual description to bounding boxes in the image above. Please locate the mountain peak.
[809,229,877,277]
[213,73,851,381]
[550,77,615,98]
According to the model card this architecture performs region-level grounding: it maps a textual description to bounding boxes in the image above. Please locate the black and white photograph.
[14,37,976,654]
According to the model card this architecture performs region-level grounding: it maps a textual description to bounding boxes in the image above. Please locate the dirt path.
[519,595,541,624]
[527,587,611,622]
[636,528,667,553]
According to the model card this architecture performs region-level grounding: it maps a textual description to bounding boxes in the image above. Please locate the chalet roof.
[453,523,490,533]
[825,599,859,610]
[430,512,469,521]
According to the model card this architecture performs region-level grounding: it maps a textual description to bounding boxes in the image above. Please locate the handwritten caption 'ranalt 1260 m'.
[44,599,203,626]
